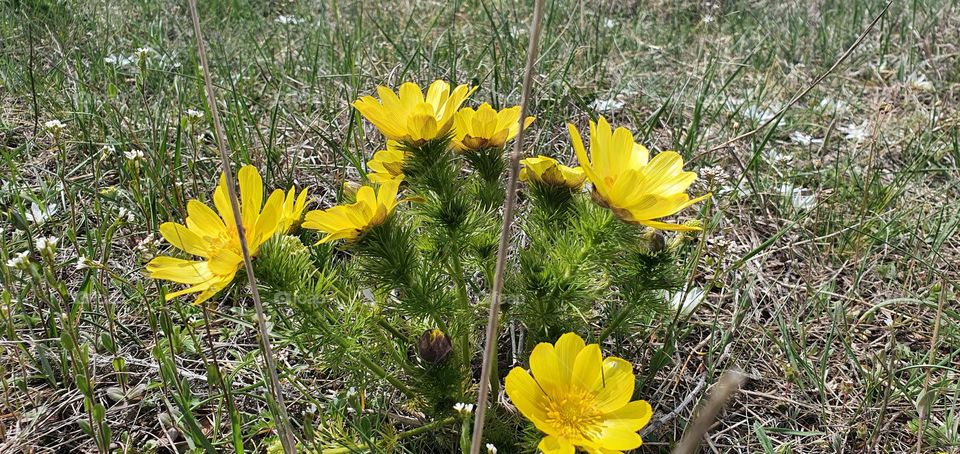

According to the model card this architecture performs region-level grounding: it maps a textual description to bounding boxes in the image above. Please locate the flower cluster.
[144,79,708,452]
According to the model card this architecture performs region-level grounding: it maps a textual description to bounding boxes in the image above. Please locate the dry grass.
[1,0,959,452]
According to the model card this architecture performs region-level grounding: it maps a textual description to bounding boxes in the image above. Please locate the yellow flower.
[519,155,586,189]
[278,186,310,233]
[452,103,535,151]
[147,165,285,304]
[505,333,653,454]
[353,80,474,145]
[367,141,407,183]
[302,179,404,243]
[570,117,708,231]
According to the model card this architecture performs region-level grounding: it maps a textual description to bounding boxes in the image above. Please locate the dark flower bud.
[644,229,666,253]
[417,329,453,365]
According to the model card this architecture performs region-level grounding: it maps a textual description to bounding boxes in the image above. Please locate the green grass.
[2,0,959,452]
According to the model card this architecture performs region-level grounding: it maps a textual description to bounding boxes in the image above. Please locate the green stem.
[398,416,459,439]
[598,300,636,344]
[449,252,473,379]
[317,309,416,398]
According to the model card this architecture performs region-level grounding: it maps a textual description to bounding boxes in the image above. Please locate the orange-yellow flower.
[147,165,288,304]
[505,332,653,454]
[519,155,586,189]
[570,117,708,231]
[302,179,404,243]
[452,103,534,151]
[353,80,474,145]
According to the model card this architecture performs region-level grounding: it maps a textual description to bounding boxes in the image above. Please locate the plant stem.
[449,251,472,367]
[186,1,296,451]
[469,1,546,452]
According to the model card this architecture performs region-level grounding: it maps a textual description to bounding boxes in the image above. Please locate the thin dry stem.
[186,1,296,452]
[469,1,546,452]
[672,371,747,454]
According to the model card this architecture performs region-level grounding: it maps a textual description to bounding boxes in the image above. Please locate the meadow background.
[1,0,959,452]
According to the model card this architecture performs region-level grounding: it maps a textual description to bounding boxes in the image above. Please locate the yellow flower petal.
[570,344,603,389]
[237,165,263,233]
[186,200,226,239]
[596,430,643,451]
[590,357,635,413]
[159,222,209,257]
[529,342,564,393]
[146,257,212,284]
[603,400,653,432]
[553,332,586,378]
[504,367,553,433]
[538,436,576,454]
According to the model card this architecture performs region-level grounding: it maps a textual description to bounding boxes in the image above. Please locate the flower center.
[544,386,603,442]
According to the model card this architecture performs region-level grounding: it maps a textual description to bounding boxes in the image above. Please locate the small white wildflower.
[76,256,97,270]
[6,251,30,269]
[907,73,934,92]
[135,47,155,59]
[104,54,134,67]
[136,233,157,253]
[486,443,498,454]
[44,119,66,132]
[124,149,145,161]
[275,15,304,25]
[100,144,116,156]
[25,202,57,225]
[839,122,870,142]
[346,386,357,397]
[453,402,474,416]
[185,109,204,119]
[118,207,136,223]
[780,184,816,211]
[699,166,730,186]
[789,131,824,147]
[602,18,616,29]
[702,14,715,24]
[36,236,59,255]
[589,97,626,114]
[666,287,704,315]
[764,148,794,164]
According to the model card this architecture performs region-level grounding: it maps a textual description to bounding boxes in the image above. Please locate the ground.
[1,0,959,452]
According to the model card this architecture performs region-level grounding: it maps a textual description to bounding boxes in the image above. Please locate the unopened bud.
[417,329,453,365]
[643,229,665,253]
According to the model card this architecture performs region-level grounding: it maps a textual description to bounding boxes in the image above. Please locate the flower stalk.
[186,1,296,451]
[469,0,547,452]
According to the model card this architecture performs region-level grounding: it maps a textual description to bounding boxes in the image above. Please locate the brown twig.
[185,1,297,452]
[672,371,747,454]
[468,1,546,452]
